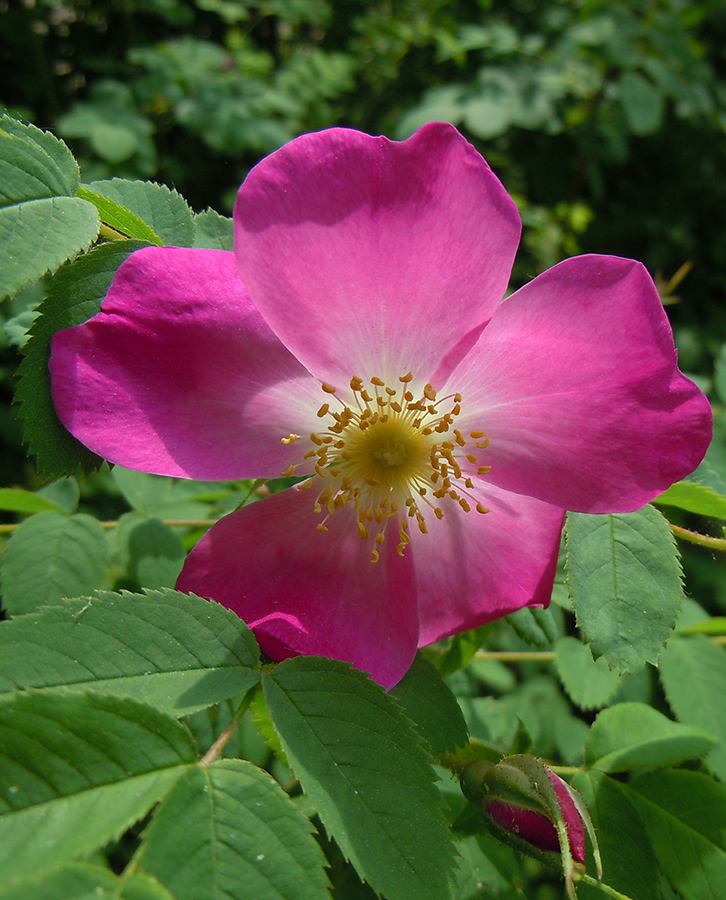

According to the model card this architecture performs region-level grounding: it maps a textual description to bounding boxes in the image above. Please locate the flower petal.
[176,486,420,690]
[451,255,712,513]
[234,122,521,388]
[50,246,320,480]
[411,482,564,648]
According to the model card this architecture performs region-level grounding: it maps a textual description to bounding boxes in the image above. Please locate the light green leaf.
[263,657,457,900]
[572,770,660,900]
[77,185,163,244]
[628,769,726,900]
[0,511,110,615]
[88,178,195,247]
[0,691,196,880]
[390,652,469,754]
[0,863,175,900]
[193,209,234,250]
[554,637,622,710]
[16,239,145,477]
[127,517,186,589]
[565,507,684,673]
[654,480,726,520]
[136,760,330,900]
[112,466,173,514]
[585,702,715,773]
[660,635,726,781]
[0,588,260,716]
[0,487,64,514]
[0,116,100,300]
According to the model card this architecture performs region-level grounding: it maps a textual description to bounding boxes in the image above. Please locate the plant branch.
[670,524,726,552]
[199,683,260,769]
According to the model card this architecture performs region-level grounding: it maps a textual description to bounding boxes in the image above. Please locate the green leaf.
[88,178,195,247]
[0,115,100,300]
[77,185,163,244]
[620,71,664,136]
[16,239,145,477]
[112,466,173,514]
[554,637,622,710]
[127,517,186,589]
[654,480,726,520]
[136,759,330,900]
[660,635,726,781]
[0,863,175,900]
[585,702,715,773]
[453,833,522,900]
[390,652,469,754]
[0,691,196,880]
[572,770,660,900]
[193,209,234,251]
[0,588,260,716]
[263,657,457,900]
[437,625,490,675]
[0,487,64,514]
[506,606,557,647]
[0,511,110,615]
[628,769,726,900]
[565,506,684,673]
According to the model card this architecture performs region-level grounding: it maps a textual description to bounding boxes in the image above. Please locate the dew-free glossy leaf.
[660,635,726,781]
[126,518,186,589]
[0,863,175,900]
[554,637,622,710]
[565,507,683,673]
[263,657,456,900]
[654,480,726,520]
[572,770,660,900]
[628,769,726,900]
[76,185,163,244]
[0,487,64,514]
[0,116,100,300]
[585,702,715,772]
[0,691,196,880]
[193,209,234,251]
[390,652,469,754]
[0,588,259,715]
[136,760,330,900]
[0,511,109,615]
[16,239,145,476]
[88,178,195,247]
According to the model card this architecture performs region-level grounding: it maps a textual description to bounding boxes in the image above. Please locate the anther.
[281,434,299,445]
[321,382,337,394]
[281,464,297,477]
[317,403,330,417]
[400,372,413,383]
[370,376,385,387]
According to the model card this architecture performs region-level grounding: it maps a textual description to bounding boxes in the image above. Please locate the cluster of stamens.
[280,373,491,562]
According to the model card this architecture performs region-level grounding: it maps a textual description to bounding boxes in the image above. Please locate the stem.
[670,524,726,552]
[474,650,556,662]
[578,873,636,900]
[199,683,260,769]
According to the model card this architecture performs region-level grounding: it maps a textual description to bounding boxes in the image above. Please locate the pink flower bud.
[486,769,586,862]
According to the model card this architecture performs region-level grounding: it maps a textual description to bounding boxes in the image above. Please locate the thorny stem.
[670,523,726,552]
[578,873,636,900]
[198,683,261,769]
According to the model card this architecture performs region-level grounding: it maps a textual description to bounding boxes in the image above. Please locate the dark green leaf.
[0,588,260,715]
[585,702,715,772]
[136,760,330,900]
[0,863,174,900]
[620,71,664,136]
[0,115,100,300]
[0,512,110,615]
[127,517,186,589]
[263,657,457,900]
[437,625,490,676]
[554,637,622,711]
[506,606,557,647]
[390,652,469,754]
[565,507,684,673]
[88,179,195,247]
[628,769,726,900]
[16,240,146,476]
[660,635,726,781]
[572,770,660,900]
[0,691,196,880]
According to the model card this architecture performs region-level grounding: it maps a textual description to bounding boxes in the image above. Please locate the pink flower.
[50,123,711,689]
[486,769,586,862]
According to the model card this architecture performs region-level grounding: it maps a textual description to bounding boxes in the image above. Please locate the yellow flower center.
[280,373,491,562]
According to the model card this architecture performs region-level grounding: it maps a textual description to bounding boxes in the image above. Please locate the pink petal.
[176,486,420,690]
[50,247,320,480]
[450,255,712,513]
[234,122,521,389]
[411,482,564,648]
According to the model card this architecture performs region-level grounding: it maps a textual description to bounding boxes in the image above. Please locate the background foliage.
[2,1,726,899]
